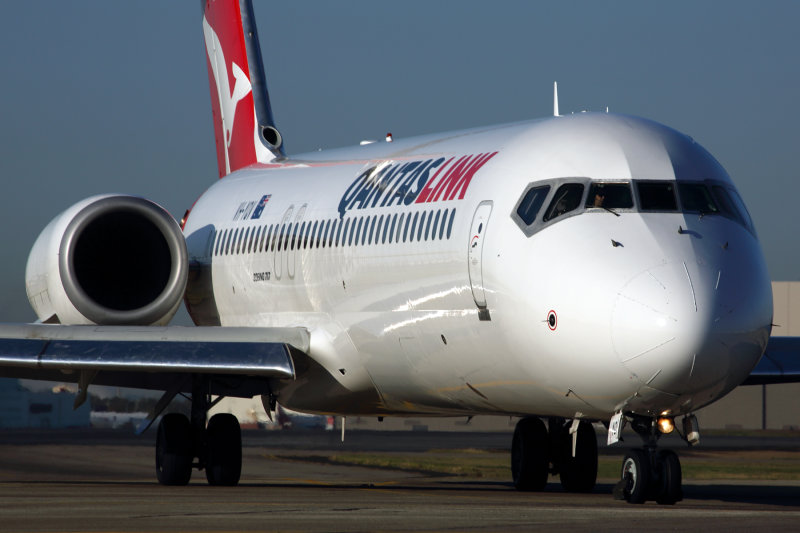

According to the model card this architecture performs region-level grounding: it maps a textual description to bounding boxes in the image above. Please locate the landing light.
[657,417,675,434]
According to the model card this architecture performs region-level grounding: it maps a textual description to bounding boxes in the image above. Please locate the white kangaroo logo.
[203,16,252,175]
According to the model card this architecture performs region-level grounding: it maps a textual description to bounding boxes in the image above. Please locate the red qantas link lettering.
[338,152,497,218]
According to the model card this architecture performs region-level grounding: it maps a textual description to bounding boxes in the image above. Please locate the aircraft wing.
[742,336,800,385]
[0,324,305,397]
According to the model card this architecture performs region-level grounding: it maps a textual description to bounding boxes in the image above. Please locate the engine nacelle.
[26,195,188,326]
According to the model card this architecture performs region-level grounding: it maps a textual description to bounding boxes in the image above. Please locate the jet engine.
[26,195,188,326]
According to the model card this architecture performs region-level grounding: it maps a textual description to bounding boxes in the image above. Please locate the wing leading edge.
[743,336,800,385]
[0,324,305,395]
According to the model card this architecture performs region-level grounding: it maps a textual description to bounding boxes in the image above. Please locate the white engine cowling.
[26,195,188,326]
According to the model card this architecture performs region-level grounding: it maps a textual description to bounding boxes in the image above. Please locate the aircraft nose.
[611,262,700,395]
[610,258,768,397]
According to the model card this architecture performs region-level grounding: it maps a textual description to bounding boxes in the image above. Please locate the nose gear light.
[657,417,675,434]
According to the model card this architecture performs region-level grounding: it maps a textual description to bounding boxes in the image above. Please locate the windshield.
[678,183,720,215]
[585,183,633,209]
[543,183,584,222]
[513,178,754,236]
[637,182,678,211]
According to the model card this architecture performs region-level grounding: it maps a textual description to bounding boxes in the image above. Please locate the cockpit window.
[719,186,755,232]
[513,177,755,238]
[636,182,678,211]
[678,183,719,215]
[585,183,633,209]
[543,183,584,222]
[516,185,550,225]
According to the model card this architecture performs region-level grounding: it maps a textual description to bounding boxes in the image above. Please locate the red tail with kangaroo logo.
[202,0,283,178]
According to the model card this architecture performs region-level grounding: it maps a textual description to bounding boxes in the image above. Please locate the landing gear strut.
[614,415,683,504]
[511,416,598,493]
[154,376,242,486]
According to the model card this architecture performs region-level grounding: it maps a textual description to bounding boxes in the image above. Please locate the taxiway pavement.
[0,430,798,532]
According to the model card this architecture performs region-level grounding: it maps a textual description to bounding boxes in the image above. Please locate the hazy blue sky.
[0,1,798,322]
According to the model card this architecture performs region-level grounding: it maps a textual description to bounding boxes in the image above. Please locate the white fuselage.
[181,113,773,421]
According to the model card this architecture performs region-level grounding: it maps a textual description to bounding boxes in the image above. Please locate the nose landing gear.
[613,415,685,504]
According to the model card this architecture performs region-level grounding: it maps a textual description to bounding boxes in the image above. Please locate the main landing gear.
[511,417,598,493]
[613,415,686,505]
[155,378,242,486]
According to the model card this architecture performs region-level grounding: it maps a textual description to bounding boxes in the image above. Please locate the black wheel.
[558,421,598,493]
[205,413,242,486]
[511,417,549,491]
[656,449,682,505]
[156,413,193,486]
[621,449,650,504]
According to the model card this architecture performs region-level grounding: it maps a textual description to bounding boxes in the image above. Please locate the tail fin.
[202,0,284,178]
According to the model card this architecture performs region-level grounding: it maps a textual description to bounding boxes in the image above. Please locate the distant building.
[0,378,90,428]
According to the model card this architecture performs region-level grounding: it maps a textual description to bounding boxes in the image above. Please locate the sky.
[0,1,798,323]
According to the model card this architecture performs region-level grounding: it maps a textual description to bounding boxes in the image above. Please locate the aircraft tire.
[156,413,193,486]
[511,417,549,491]
[205,413,242,486]
[656,449,683,505]
[558,421,598,493]
[621,449,650,504]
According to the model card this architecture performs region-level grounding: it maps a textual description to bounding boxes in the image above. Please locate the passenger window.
[678,183,719,215]
[368,216,376,245]
[637,182,677,211]
[585,183,633,210]
[543,183,584,222]
[389,214,397,243]
[355,218,363,245]
[284,223,292,251]
[298,223,305,249]
[440,209,448,239]
[424,210,433,240]
[517,186,550,224]
[214,230,223,256]
[446,209,456,238]
[228,229,236,255]
[233,229,241,254]
[432,210,441,239]
[311,221,319,248]
[341,219,349,246]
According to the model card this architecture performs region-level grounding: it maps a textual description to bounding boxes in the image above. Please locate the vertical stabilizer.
[203,0,284,178]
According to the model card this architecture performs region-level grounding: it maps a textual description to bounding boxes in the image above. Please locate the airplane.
[0,0,797,504]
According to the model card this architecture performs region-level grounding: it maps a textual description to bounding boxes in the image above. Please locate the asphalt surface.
[0,429,798,532]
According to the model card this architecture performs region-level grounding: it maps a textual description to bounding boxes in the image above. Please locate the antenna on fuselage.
[553,81,561,117]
